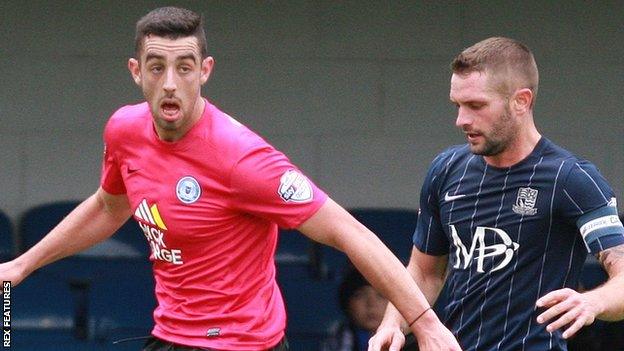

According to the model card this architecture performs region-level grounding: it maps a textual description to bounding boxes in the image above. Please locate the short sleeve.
[229,145,327,229]
[561,161,624,253]
[413,156,450,255]
[100,120,126,195]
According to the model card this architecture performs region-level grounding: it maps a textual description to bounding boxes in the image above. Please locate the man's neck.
[484,128,542,168]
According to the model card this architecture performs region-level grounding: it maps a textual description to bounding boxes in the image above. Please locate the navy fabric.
[414,138,624,351]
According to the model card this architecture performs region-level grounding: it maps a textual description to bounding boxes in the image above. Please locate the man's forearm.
[300,200,461,349]
[330,222,432,324]
[380,261,446,333]
[14,190,130,277]
[587,245,624,321]
[298,200,432,324]
[379,301,409,332]
[585,275,624,321]
[409,267,446,306]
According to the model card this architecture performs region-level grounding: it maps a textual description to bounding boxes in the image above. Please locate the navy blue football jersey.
[413,138,624,351]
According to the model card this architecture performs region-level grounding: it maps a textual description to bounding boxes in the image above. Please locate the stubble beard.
[471,109,515,157]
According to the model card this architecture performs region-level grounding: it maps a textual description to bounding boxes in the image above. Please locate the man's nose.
[163,67,176,92]
[455,107,472,128]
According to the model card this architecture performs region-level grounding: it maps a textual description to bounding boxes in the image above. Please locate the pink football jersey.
[101,100,327,349]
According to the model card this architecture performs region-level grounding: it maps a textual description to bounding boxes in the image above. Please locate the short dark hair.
[135,7,208,58]
[451,37,539,104]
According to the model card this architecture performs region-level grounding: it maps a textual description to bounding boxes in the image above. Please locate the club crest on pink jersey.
[176,176,202,204]
[278,170,313,203]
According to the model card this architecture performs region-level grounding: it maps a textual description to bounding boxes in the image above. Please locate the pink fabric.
[101,100,327,349]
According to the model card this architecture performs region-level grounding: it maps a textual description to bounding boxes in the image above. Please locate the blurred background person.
[322,265,419,351]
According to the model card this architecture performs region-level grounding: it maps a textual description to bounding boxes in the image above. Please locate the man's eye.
[179,66,191,73]
[470,104,485,110]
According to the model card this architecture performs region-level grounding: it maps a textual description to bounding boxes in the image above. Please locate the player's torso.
[111,112,280,294]
[116,121,280,272]
[104,103,294,349]
[121,146,229,264]
[436,148,582,351]
[438,154,570,273]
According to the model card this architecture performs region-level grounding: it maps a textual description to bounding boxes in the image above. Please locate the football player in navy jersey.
[369,37,624,351]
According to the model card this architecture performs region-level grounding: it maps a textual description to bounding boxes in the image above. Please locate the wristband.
[408,307,432,327]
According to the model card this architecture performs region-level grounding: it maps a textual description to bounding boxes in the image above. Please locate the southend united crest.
[176,176,201,204]
[512,187,538,216]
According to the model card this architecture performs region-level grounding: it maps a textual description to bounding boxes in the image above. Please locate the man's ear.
[511,88,533,114]
[128,58,141,86]
[200,56,215,85]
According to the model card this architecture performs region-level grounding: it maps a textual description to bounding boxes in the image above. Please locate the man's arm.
[593,244,624,319]
[536,243,624,338]
[368,247,449,351]
[0,187,131,286]
[407,248,448,304]
[298,199,460,351]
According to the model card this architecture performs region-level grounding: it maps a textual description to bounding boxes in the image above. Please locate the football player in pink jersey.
[0,7,461,351]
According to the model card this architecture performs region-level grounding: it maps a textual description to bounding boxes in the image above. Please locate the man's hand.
[408,311,462,351]
[368,324,406,351]
[0,260,27,287]
[536,288,601,339]
[369,311,462,351]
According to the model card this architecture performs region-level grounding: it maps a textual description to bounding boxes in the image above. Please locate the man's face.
[128,35,213,141]
[450,71,518,157]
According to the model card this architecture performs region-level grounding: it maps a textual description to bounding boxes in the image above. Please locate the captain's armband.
[578,205,624,254]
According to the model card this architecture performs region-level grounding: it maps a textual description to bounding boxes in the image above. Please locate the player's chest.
[438,170,557,234]
[439,174,561,273]
[119,153,230,230]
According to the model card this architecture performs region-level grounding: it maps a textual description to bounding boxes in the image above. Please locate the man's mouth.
[161,101,180,120]
[465,131,482,142]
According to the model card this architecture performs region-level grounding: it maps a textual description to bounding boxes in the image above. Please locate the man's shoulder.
[111,101,150,119]
[207,103,275,156]
[196,104,285,173]
[540,138,601,175]
[429,144,471,170]
[438,144,471,158]
[539,139,613,202]
[107,101,150,128]
[103,102,150,145]
[541,138,588,163]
